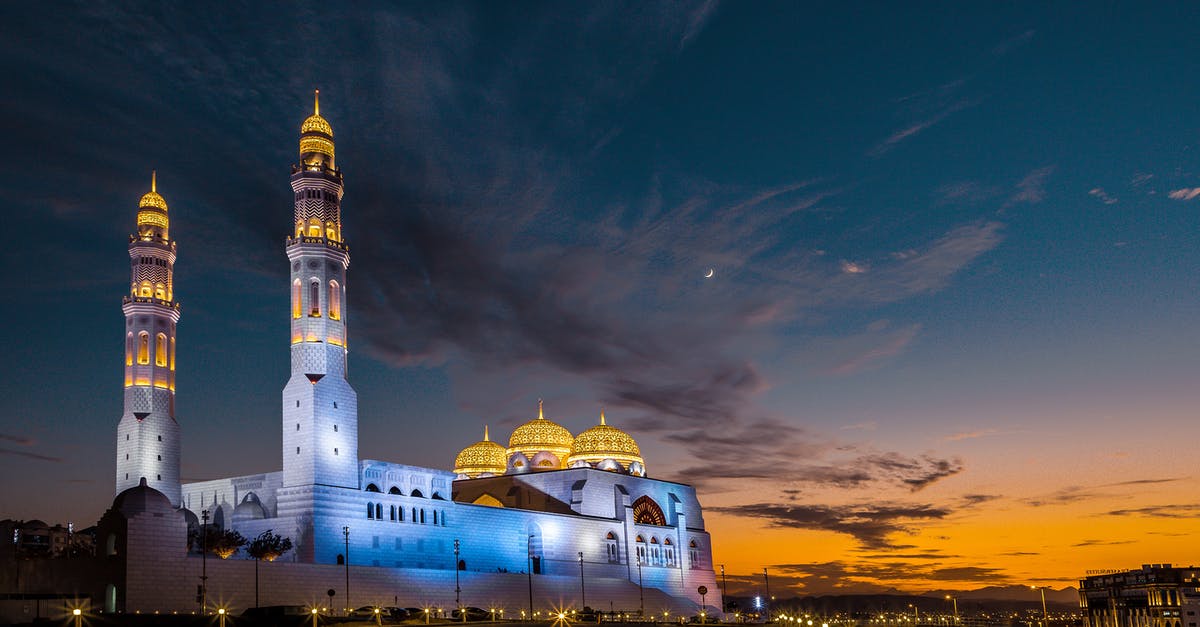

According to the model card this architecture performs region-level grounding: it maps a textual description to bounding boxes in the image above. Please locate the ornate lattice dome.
[454,426,507,478]
[138,171,167,211]
[506,401,574,470]
[299,89,335,160]
[567,413,645,474]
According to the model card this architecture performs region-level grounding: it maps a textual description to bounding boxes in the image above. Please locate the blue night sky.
[3,2,1200,593]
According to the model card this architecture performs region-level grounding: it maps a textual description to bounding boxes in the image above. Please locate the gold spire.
[483,425,490,442]
[600,411,606,426]
[314,88,320,116]
[538,398,544,420]
[151,169,157,193]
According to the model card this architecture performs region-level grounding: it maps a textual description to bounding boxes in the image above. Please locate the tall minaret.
[116,171,182,505]
[281,90,359,489]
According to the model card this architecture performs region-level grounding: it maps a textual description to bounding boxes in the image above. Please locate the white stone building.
[101,93,721,616]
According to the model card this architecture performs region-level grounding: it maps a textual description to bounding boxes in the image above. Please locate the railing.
[122,296,180,310]
[286,235,349,252]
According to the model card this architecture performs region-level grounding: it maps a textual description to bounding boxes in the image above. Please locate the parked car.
[351,605,385,618]
[451,607,492,621]
[383,607,411,621]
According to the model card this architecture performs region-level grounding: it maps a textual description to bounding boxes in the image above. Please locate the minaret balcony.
[122,295,181,310]
[286,235,349,252]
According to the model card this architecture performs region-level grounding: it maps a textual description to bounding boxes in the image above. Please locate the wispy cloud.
[1007,166,1056,206]
[712,501,952,549]
[1089,188,1118,205]
[0,448,62,463]
[1105,504,1200,518]
[1168,188,1200,200]
[992,29,1035,56]
[0,433,35,446]
[826,324,921,376]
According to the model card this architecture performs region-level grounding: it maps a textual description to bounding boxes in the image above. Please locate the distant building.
[1080,564,1200,627]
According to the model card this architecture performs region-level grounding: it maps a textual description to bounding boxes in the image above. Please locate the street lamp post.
[720,565,727,615]
[1032,586,1048,622]
[455,539,462,621]
[527,534,535,620]
[763,568,770,621]
[343,526,350,616]
[579,551,587,609]
[200,509,209,613]
[945,596,958,624]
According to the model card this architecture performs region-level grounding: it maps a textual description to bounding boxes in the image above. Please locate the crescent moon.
[704,268,714,278]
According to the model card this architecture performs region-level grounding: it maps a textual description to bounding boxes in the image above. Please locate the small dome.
[138,171,168,211]
[567,412,645,474]
[112,477,175,516]
[299,89,335,160]
[506,401,574,470]
[454,426,507,478]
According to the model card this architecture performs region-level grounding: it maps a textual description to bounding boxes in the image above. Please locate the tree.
[247,530,293,607]
[192,527,247,559]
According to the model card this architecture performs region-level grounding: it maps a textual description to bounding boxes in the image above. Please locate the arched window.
[325,222,337,240]
[410,489,424,498]
[309,280,320,317]
[154,283,165,300]
[390,505,396,521]
[170,337,175,371]
[635,535,646,562]
[411,507,417,522]
[329,280,341,320]
[688,539,699,568]
[388,486,402,495]
[155,333,167,367]
[137,332,149,365]
[292,279,302,319]
[365,483,381,493]
[632,495,666,526]
[308,218,321,237]
[367,503,374,519]
[125,333,133,366]
[140,281,153,297]
[398,507,404,522]
[376,504,383,519]
[605,531,620,563]
[420,509,426,524]
[433,511,438,524]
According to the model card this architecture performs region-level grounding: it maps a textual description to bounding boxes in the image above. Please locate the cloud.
[1168,188,1200,200]
[1105,504,1200,518]
[1023,478,1183,507]
[0,448,62,463]
[869,100,974,157]
[992,29,1035,56]
[1089,188,1118,205]
[826,324,920,375]
[942,429,1001,441]
[679,0,719,50]
[712,502,951,549]
[0,433,35,446]
[1008,166,1055,205]
[1072,539,1135,547]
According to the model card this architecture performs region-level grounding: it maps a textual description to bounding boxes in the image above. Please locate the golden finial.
[151,170,157,193]
[314,89,320,116]
[600,411,606,426]
[483,425,490,441]
[538,398,544,420]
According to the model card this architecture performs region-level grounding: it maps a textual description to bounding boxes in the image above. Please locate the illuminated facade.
[115,171,181,505]
[108,94,719,614]
[1080,564,1200,627]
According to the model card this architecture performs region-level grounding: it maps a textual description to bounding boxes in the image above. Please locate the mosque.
[98,93,721,616]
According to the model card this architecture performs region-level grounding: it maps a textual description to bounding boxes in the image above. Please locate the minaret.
[116,171,182,505]
[281,90,359,489]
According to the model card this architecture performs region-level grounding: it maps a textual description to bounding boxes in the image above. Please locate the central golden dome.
[299,89,335,160]
[567,413,646,475]
[506,401,574,470]
[301,89,334,137]
[454,426,506,478]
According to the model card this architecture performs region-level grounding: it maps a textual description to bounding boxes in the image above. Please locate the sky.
[3,1,1200,597]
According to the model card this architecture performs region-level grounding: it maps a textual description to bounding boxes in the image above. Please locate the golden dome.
[301,89,334,137]
[567,412,645,472]
[299,89,335,160]
[454,426,507,478]
[138,170,167,211]
[507,401,574,463]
